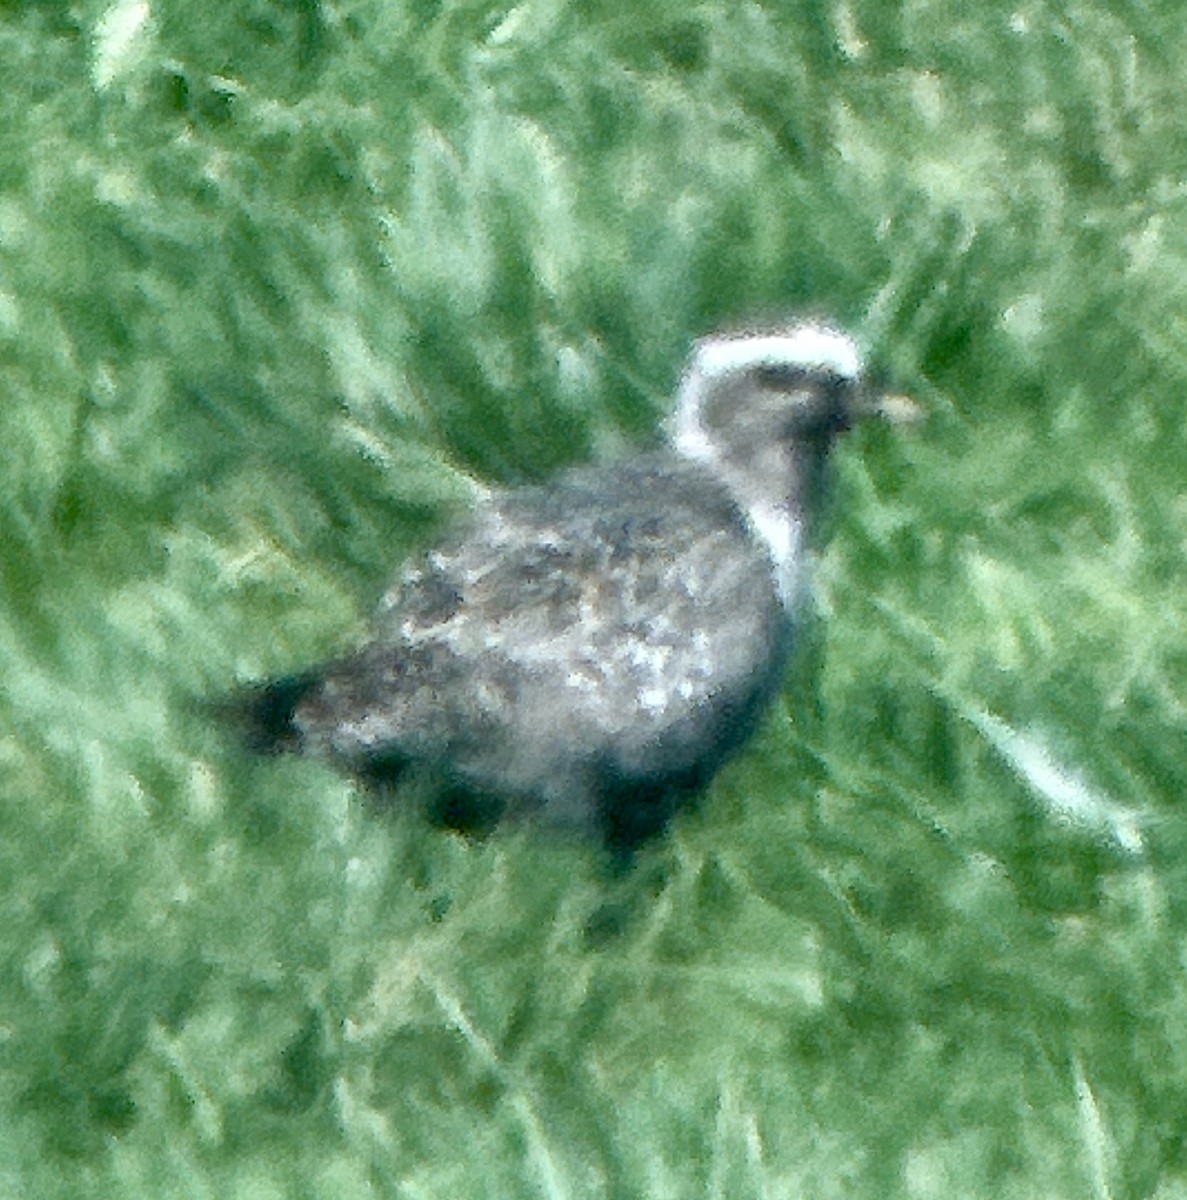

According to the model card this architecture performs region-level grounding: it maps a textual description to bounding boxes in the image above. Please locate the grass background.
[2,0,1187,1194]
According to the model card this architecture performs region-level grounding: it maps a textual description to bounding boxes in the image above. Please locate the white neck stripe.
[747,502,804,607]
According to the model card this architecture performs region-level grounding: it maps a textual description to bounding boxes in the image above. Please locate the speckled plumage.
[252,321,906,851]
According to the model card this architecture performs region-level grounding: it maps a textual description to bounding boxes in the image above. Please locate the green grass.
[3,0,1187,1194]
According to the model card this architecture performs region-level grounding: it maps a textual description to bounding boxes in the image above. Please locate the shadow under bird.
[249,320,915,854]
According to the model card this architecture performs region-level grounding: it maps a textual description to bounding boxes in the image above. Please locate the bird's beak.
[856,389,924,426]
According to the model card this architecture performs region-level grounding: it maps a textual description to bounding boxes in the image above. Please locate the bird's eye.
[817,370,851,395]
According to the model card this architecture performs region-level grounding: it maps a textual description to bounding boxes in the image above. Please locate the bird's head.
[671,319,916,517]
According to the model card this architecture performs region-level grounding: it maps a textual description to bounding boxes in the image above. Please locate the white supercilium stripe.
[693,326,862,380]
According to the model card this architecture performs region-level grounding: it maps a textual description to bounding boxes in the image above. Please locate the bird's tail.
[243,673,320,755]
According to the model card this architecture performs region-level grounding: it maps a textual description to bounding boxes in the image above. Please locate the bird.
[249,320,915,854]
